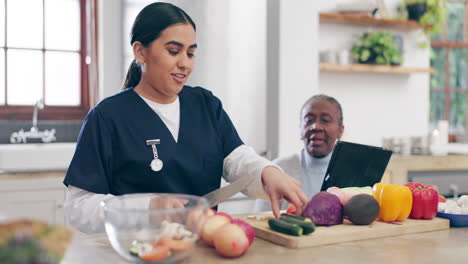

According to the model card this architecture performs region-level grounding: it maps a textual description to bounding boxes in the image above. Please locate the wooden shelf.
[319,63,435,74]
[319,13,423,30]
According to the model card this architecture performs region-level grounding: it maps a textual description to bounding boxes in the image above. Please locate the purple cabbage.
[302,191,343,226]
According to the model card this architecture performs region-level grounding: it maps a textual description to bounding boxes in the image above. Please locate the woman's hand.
[148,197,187,210]
[261,166,309,218]
[148,197,188,223]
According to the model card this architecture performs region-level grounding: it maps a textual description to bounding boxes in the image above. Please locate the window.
[430,0,468,136]
[0,0,97,120]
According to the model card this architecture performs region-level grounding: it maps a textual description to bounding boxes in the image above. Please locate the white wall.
[223,1,267,155]
[317,0,430,146]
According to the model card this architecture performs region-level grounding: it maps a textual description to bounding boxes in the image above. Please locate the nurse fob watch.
[146,139,163,172]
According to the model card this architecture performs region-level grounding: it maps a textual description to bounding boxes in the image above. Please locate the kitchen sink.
[0,143,76,172]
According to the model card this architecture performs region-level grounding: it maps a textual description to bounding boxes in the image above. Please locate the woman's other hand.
[261,166,308,218]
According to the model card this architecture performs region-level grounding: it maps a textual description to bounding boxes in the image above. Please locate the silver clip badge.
[146,139,163,172]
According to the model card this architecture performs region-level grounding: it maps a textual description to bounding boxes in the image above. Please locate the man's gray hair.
[301,94,343,125]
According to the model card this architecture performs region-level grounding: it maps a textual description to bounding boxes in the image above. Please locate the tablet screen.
[320,141,393,191]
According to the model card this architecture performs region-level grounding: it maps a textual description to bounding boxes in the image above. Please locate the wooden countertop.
[62,226,468,263]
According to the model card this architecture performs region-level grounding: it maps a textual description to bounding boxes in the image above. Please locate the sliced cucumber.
[129,242,141,256]
[268,218,303,236]
[280,216,316,235]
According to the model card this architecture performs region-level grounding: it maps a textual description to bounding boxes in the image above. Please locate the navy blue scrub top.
[64,86,243,196]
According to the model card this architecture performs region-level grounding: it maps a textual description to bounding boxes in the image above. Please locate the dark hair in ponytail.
[123,2,196,89]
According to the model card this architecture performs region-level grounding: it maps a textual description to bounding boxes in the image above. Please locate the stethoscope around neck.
[146,139,163,172]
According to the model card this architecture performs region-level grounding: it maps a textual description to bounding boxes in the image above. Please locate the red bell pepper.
[405,182,439,219]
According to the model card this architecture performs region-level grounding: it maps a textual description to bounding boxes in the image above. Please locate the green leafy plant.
[351,32,404,65]
[0,232,59,264]
[402,0,447,36]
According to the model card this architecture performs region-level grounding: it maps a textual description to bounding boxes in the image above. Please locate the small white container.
[337,50,351,65]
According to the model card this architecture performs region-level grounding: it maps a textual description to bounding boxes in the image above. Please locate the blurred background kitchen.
[1,0,467,224]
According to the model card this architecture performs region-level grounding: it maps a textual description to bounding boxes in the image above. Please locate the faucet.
[31,99,44,133]
[10,99,57,144]
[449,184,459,199]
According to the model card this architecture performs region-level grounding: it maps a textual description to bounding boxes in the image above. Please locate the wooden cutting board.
[240,212,450,248]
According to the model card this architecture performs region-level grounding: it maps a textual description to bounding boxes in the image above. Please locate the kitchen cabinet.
[0,172,66,225]
[0,172,254,224]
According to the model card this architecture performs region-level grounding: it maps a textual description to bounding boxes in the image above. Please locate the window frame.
[430,0,468,131]
[0,0,97,120]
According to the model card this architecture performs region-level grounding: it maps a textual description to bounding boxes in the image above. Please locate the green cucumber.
[280,213,309,222]
[268,218,303,236]
[280,216,316,235]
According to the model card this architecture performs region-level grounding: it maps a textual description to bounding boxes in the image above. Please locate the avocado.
[343,194,380,225]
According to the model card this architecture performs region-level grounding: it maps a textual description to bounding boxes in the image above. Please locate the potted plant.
[403,0,446,36]
[406,0,428,21]
[351,32,404,66]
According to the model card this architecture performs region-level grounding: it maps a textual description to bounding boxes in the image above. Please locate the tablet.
[320,141,393,191]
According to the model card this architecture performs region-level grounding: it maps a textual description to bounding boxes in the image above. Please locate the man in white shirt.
[255,94,345,212]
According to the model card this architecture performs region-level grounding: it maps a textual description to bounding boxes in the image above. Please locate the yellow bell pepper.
[372,183,413,222]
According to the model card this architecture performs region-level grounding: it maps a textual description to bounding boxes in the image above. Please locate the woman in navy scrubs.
[64,2,308,233]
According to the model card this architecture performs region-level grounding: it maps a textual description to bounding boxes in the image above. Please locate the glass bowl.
[101,193,209,263]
